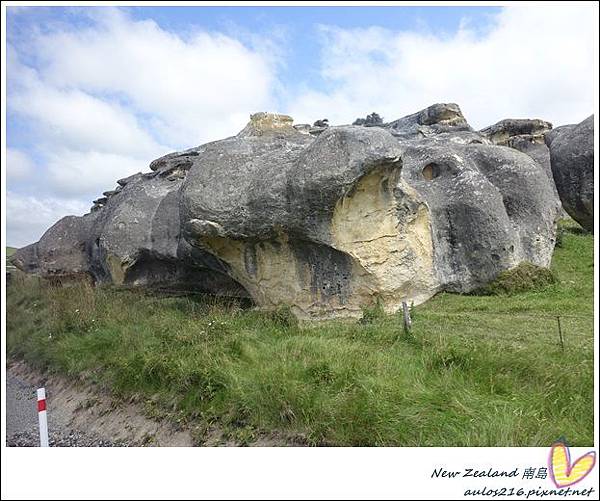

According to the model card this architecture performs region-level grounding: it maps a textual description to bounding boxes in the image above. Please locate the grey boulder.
[11,213,98,281]
[479,118,561,204]
[545,115,594,231]
[479,119,553,175]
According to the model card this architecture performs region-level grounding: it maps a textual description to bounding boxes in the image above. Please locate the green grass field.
[6,221,594,446]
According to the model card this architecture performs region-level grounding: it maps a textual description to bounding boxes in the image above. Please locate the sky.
[4,4,598,247]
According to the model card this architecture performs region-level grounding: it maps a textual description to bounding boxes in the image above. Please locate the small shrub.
[353,112,383,126]
[266,305,298,329]
[359,297,386,324]
[473,262,556,296]
[227,426,258,446]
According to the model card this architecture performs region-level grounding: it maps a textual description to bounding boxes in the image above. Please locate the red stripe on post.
[38,399,46,412]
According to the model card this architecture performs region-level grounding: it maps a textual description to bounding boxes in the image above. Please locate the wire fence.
[7,275,595,350]
[415,310,593,320]
[111,285,595,320]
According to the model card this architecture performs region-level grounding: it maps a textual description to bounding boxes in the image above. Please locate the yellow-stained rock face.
[330,165,440,314]
[200,235,302,312]
[196,165,439,320]
[238,112,296,137]
[106,254,126,285]
[198,234,359,319]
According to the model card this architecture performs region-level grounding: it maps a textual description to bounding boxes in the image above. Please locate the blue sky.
[8,6,501,79]
[5,5,598,247]
[7,6,502,145]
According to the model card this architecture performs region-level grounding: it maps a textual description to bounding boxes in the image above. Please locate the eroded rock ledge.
[13,104,569,319]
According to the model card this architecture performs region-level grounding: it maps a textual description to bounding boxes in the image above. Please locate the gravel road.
[6,372,126,447]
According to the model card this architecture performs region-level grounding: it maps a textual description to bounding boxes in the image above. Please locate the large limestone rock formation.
[13,104,565,319]
[177,105,561,318]
[545,115,594,232]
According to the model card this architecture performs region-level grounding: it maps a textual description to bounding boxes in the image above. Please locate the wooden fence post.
[402,301,412,335]
[556,316,565,352]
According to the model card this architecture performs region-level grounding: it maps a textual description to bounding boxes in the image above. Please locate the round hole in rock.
[422,163,440,181]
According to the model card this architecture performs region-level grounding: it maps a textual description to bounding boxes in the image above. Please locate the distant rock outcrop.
[12,214,97,281]
[386,103,472,138]
[480,118,557,195]
[13,104,570,319]
[353,112,384,126]
[545,115,594,232]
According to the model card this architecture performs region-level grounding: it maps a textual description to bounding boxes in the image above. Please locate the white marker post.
[37,388,49,447]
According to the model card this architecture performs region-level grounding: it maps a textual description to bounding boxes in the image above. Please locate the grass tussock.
[6,219,594,446]
[473,262,556,296]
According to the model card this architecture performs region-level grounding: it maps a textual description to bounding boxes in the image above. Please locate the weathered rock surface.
[545,115,594,232]
[479,118,569,221]
[13,105,568,319]
[177,106,560,318]
[11,213,98,280]
[395,141,560,295]
[480,118,552,145]
[386,103,473,138]
[480,118,554,185]
[14,164,248,295]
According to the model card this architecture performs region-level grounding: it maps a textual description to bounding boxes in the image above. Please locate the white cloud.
[6,148,34,181]
[10,82,166,158]
[29,8,278,147]
[5,191,90,248]
[45,149,146,198]
[288,5,597,129]
[6,8,281,246]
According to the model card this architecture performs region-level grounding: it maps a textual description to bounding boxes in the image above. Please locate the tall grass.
[6,220,594,446]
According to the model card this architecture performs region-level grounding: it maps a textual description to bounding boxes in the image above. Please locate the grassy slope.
[6,247,17,257]
[6,221,594,446]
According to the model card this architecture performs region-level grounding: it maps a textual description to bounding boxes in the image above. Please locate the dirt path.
[6,361,194,447]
